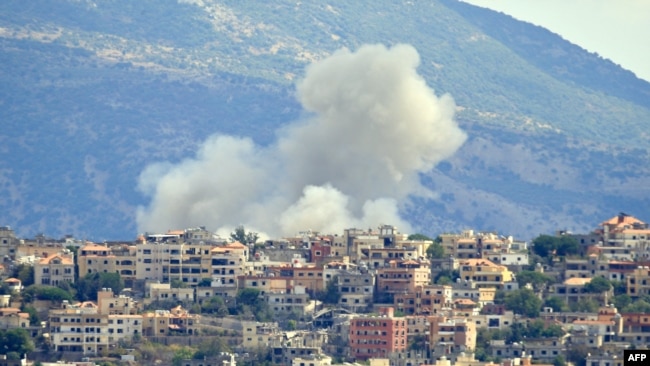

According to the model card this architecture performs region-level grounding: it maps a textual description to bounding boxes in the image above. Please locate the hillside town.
[1,213,649,366]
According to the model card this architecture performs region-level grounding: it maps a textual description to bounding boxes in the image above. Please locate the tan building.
[141,305,200,337]
[428,315,476,354]
[394,284,452,316]
[0,226,18,260]
[458,259,514,289]
[376,259,431,294]
[145,282,194,305]
[241,320,279,349]
[627,266,650,297]
[210,242,249,289]
[0,307,29,330]
[97,288,139,315]
[78,243,137,282]
[107,314,142,345]
[49,301,110,354]
[34,252,75,286]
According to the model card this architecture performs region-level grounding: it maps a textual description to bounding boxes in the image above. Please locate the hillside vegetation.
[1,0,649,239]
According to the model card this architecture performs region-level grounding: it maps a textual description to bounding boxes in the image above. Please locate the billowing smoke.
[136,44,467,237]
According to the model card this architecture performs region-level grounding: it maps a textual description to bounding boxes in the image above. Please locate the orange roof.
[601,214,645,228]
[226,241,247,249]
[39,255,73,265]
[81,243,109,251]
[563,277,592,285]
[4,278,21,283]
[166,230,184,235]
[459,258,498,267]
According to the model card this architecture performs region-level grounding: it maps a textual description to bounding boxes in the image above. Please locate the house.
[458,259,514,289]
[34,252,75,286]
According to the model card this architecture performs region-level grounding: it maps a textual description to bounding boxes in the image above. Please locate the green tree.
[610,280,627,296]
[504,288,542,317]
[197,278,212,287]
[623,299,650,313]
[201,296,229,316]
[193,338,229,359]
[230,225,259,245]
[434,270,459,285]
[553,355,567,366]
[516,271,554,290]
[408,334,427,351]
[75,272,124,301]
[12,264,35,287]
[172,346,195,366]
[584,277,611,293]
[317,276,341,305]
[570,298,599,313]
[0,328,35,356]
[544,296,569,312]
[236,288,272,321]
[170,279,187,288]
[21,305,40,326]
[408,233,434,241]
[613,294,632,310]
[532,235,557,258]
[23,285,74,303]
[556,236,579,256]
[426,242,445,259]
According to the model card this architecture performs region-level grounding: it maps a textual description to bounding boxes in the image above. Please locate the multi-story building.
[394,284,452,316]
[458,259,514,289]
[49,301,110,354]
[626,266,650,297]
[78,243,137,282]
[376,259,430,295]
[349,307,407,361]
[0,226,18,260]
[210,242,249,290]
[336,269,374,312]
[451,280,496,307]
[265,285,314,316]
[141,305,200,337]
[428,315,476,355]
[97,288,139,315]
[34,251,75,286]
[145,283,194,305]
[550,277,614,305]
[241,321,279,349]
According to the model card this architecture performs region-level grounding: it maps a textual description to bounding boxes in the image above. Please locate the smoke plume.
[136,44,467,237]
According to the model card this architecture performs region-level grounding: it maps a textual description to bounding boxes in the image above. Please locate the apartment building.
[550,277,612,304]
[210,242,249,289]
[394,284,452,316]
[241,320,279,349]
[428,315,476,354]
[452,280,496,307]
[626,266,650,297]
[349,307,407,361]
[141,305,200,336]
[376,259,431,294]
[78,243,137,282]
[337,270,374,312]
[265,285,313,316]
[34,251,75,286]
[0,226,18,260]
[145,282,194,305]
[458,259,514,289]
[49,301,109,354]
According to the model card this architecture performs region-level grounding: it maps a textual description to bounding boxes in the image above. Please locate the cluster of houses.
[1,214,650,365]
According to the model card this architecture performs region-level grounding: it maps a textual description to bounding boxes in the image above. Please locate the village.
[1,213,649,366]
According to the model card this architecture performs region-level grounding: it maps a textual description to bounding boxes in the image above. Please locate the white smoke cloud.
[136,44,467,237]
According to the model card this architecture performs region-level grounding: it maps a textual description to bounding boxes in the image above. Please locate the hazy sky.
[461,0,650,82]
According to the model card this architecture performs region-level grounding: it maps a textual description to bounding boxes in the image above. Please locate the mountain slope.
[1,0,649,240]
